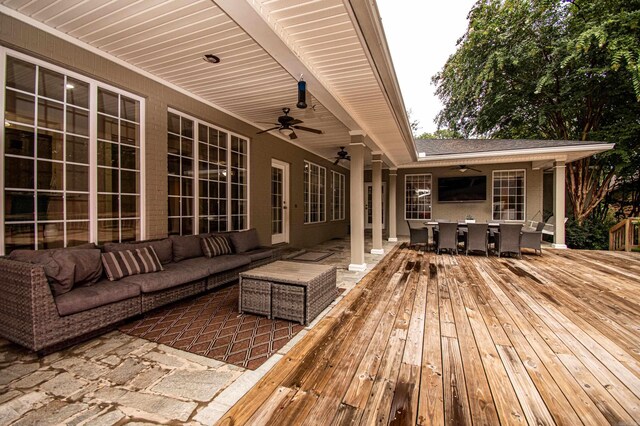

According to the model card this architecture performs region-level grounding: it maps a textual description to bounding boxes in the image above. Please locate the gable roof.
[405,138,615,170]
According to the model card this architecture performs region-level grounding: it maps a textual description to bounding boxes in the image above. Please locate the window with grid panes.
[167,112,194,235]
[405,174,432,220]
[304,161,326,224]
[331,171,345,221]
[167,111,248,235]
[492,170,526,221]
[2,52,143,254]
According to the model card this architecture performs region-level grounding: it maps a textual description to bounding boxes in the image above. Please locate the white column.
[349,134,367,271]
[388,169,397,242]
[552,160,567,248]
[371,153,384,254]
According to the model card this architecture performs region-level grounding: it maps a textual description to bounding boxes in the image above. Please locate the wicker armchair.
[494,223,523,258]
[465,223,489,256]
[434,222,458,254]
[406,221,429,250]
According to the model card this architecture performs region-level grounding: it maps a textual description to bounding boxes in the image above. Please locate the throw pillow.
[170,235,203,262]
[227,228,260,253]
[101,246,163,281]
[104,238,173,265]
[200,235,232,258]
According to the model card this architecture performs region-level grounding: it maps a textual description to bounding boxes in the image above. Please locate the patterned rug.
[119,284,305,370]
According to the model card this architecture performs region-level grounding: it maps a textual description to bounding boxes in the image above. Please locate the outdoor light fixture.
[296,78,307,109]
[279,127,294,137]
[203,54,221,64]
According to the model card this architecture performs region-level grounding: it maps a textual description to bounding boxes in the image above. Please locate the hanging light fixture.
[296,77,307,109]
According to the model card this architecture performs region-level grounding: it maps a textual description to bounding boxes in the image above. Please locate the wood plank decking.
[216,245,640,425]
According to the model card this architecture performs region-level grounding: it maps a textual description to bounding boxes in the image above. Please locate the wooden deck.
[216,245,640,425]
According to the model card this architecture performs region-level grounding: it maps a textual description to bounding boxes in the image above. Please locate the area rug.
[290,250,333,262]
[119,284,305,370]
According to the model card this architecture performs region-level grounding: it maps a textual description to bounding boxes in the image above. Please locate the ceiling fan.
[333,147,351,165]
[451,165,481,173]
[256,107,323,140]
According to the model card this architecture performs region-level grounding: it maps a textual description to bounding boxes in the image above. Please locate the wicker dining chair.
[434,222,458,254]
[494,223,523,258]
[406,221,428,250]
[520,224,544,255]
[465,223,489,256]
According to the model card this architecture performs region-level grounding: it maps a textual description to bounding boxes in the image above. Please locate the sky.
[377,0,477,134]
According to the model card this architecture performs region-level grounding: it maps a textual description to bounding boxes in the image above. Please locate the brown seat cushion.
[204,254,251,274]
[104,238,173,265]
[55,279,140,316]
[170,235,203,262]
[227,229,260,253]
[245,248,274,262]
[121,259,210,293]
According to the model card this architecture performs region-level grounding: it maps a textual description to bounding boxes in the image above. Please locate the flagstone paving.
[0,237,397,425]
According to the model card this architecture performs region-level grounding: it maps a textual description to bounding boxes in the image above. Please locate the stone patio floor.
[0,237,399,425]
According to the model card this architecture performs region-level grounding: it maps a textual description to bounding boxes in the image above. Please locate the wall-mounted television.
[437,176,487,202]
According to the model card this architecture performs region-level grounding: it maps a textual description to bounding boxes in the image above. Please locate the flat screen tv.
[437,176,487,202]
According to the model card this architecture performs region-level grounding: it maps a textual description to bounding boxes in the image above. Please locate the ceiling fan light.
[459,167,468,173]
[279,127,294,136]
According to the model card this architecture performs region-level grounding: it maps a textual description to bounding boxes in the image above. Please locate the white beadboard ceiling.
[1,0,415,166]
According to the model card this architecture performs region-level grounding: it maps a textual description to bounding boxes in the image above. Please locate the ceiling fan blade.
[256,121,279,125]
[334,158,340,165]
[346,156,351,161]
[256,127,280,134]
[289,131,298,140]
[289,119,303,125]
[469,167,482,173]
[292,125,323,134]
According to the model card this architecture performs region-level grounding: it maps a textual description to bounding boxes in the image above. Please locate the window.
[2,51,144,254]
[331,171,345,221]
[492,170,526,221]
[405,174,432,220]
[167,111,248,235]
[304,161,326,223]
[167,113,194,235]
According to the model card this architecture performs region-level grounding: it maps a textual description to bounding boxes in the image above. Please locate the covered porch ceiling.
[0,0,417,168]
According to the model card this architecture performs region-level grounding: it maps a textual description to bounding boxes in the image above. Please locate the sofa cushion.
[205,254,251,275]
[201,235,233,258]
[101,247,163,281]
[245,248,274,262]
[228,229,260,253]
[55,279,140,316]
[104,238,173,265]
[9,248,103,296]
[121,259,210,293]
[170,235,203,262]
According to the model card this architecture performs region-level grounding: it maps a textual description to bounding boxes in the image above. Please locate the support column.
[349,133,367,271]
[552,160,567,248]
[371,153,384,254]
[388,169,397,242]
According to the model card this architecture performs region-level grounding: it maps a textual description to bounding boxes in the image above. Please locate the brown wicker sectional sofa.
[0,229,279,353]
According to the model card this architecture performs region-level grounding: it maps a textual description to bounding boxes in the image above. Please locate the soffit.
[0,0,371,164]
[248,0,414,165]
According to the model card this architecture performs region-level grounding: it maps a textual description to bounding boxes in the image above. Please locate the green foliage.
[416,129,463,139]
[433,0,640,223]
[565,215,616,250]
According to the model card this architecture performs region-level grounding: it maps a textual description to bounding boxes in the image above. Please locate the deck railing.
[609,217,640,251]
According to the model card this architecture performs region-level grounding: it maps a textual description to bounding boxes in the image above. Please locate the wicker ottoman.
[238,261,337,325]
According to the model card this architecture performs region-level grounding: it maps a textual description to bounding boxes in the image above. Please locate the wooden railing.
[609,218,640,251]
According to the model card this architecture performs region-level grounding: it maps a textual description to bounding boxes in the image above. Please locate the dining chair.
[434,222,458,254]
[406,221,428,250]
[465,223,489,256]
[494,223,523,258]
[520,226,543,255]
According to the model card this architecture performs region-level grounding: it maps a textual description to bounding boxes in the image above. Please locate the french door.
[271,160,289,244]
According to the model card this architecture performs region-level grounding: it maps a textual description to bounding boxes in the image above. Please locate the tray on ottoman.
[239,261,337,325]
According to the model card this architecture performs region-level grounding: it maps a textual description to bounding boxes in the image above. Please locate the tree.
[433,0,640,224]
[416,128,463,139]
[406,108,421,137]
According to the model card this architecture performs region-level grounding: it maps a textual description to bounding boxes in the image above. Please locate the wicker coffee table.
[238,261,337,325]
